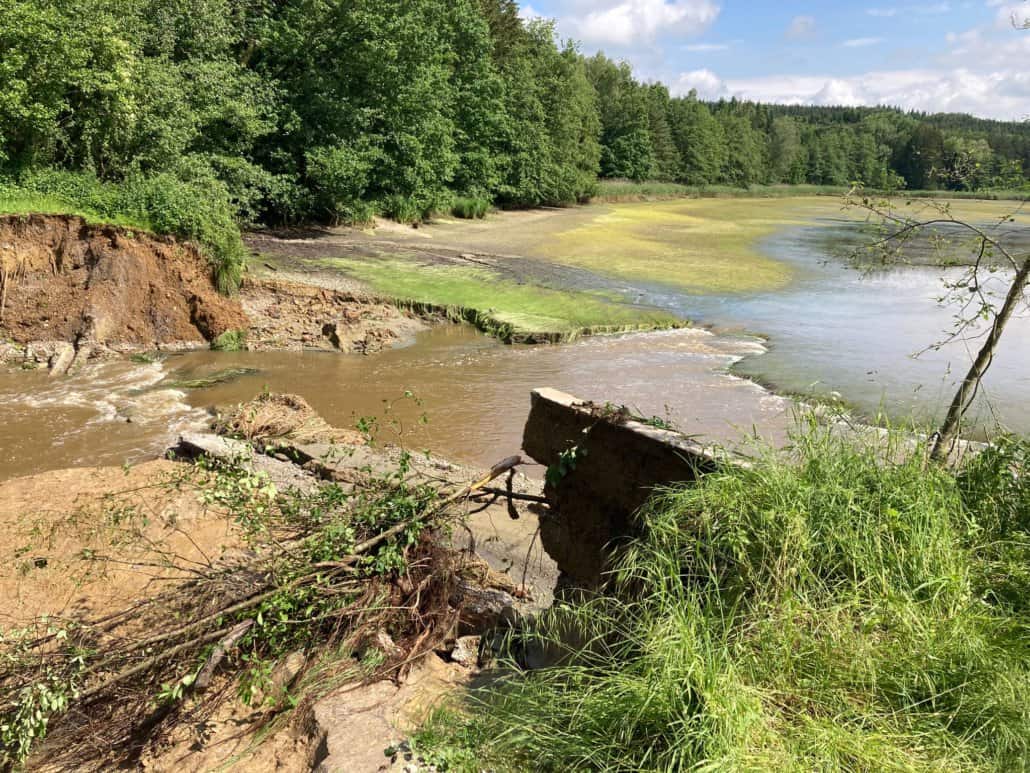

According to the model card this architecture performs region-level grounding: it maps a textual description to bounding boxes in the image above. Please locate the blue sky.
[519,1,1030,119]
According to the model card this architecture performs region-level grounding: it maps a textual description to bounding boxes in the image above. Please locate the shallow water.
[2,216,1027,482]
[0,326,791,480]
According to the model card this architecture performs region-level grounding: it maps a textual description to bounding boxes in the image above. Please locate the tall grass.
[418,428,1030,771]
[451,196,490,219]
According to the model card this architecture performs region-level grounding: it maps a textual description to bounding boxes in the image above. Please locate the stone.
[449,635,480,668]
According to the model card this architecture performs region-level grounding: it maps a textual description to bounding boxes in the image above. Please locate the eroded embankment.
[0,214,246,368]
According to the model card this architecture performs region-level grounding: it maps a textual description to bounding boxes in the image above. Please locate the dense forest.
[1,0,1027,280]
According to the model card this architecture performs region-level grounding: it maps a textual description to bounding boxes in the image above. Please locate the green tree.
[645,84,681,181]
[718,111,764,186]
[584,54,652,181]
[669,93,726,186]
[898,123,946,190]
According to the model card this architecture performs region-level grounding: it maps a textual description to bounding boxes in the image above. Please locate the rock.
[48,342,75,376]
[455,581,516,636]
[449,636,480,668]
[310,656,467,773]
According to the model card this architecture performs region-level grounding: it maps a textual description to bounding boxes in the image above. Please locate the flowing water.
[0,326,789,480]
[2,218,1028,482]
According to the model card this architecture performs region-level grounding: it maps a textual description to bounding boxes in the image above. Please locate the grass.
[414,428,1030,771]
[451,196,491,220]
[595,179,1030,203]
[210,330,247,351]
[316,257,682,340]
[0,191,153,231]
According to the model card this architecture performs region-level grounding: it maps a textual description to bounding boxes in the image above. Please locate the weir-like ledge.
[522,388,725,588]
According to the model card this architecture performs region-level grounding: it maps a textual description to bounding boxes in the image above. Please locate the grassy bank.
[314,257,682,342]
[0,170,246,293]
[594,179,1030,203]
[414,429,1030,771]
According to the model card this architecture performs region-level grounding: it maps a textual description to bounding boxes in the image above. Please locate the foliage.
[451,196,490,219]
[209,329,247,352]
[0,0,1025,239]
[416,428,1030,771]
[0,444,458,767]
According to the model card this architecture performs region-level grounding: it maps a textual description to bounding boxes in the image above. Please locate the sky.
[518,0,1030,120]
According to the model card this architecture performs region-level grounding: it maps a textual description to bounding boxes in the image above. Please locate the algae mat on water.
[542,197,844,294]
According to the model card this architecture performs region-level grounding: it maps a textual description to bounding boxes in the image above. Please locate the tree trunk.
[931,256,1030,462]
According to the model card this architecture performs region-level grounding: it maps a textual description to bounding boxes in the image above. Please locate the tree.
[718,111,764,186]
[898,123,946,190]
[645,84,680,181]
[585,54,653,181]
[769,116,804,184]
[669,93,726,186]
[848,192,1030,462]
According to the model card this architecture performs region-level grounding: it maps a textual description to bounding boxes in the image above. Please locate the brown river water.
[0,325,790,481]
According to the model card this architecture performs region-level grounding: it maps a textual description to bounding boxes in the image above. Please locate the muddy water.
[4,217,1029,483]
[0,326,790,481]
[0,360,206,481]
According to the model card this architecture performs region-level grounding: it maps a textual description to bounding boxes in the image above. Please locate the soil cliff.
[0,214,246,355]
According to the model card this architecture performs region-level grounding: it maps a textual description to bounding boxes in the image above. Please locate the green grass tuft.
[451,196,491,219]
[416,429,1030,771]
[210,330,247,352]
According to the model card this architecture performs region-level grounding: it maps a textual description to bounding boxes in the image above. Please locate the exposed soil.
[240,278,431,354]
[0,459,246,626]
[0,215,247,358]
[3,395,556,772]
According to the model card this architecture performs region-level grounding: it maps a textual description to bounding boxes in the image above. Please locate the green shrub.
[450,196,490,219]
[418,429,1030,771]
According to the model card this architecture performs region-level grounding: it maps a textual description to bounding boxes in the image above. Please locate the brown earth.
[0,459,246,627]
[4,396,555,772]
[0,215,247,355]
[240,278,431,354]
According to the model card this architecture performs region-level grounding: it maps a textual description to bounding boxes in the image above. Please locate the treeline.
[1,0,1027,251]
[587,55,1030,191]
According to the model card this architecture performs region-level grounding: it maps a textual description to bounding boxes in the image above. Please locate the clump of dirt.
[0,214,247,354]
[240,278,430,353]
[215,392,365,446]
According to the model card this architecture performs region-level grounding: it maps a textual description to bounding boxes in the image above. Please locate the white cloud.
[683,42,730,51]
[844,36,885,46]
[563,0,719,47]
[666,9,1030,120]
[668,66,1029,119]
[673,68,729,99]
[785,15,817,39]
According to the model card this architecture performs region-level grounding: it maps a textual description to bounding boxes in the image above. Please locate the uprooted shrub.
[0,450,472,769]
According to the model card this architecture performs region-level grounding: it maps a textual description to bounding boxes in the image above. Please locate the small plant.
[545,444,586,488]
[210,330,247,352]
